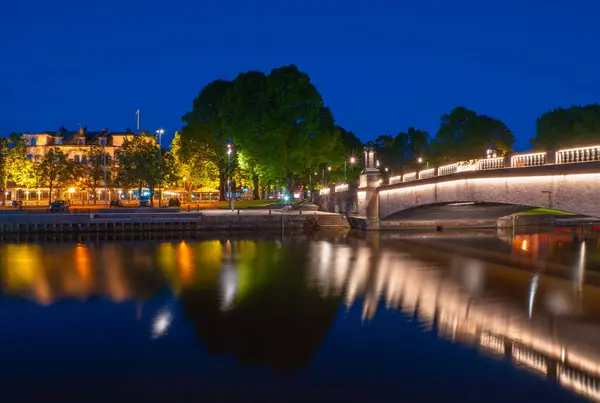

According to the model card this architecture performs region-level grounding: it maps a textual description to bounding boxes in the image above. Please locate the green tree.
[532,104,600,149]
[432,106,514,162]
[37,147,75,203]
[261,65,341,191]
[115,135,161,206]
[0,133,35,204]
[80,146,111,204]
[180,80,234,201]
[223,71,271,199]
[171,131,219,201]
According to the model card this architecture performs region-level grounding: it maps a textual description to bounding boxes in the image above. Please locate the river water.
[0,229,598,402]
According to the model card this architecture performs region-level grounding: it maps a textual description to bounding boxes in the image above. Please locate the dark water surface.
[0,229,598,402]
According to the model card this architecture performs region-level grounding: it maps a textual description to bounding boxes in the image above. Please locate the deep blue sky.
[2,0,599,151]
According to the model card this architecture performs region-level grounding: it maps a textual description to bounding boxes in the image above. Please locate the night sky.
[2,0,599,150]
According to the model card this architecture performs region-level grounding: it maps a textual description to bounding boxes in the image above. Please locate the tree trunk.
[91,186,97,205]
[219,171,226,201]
[252,174,260,200]
[149,184,155,207]
[0,177,6,206]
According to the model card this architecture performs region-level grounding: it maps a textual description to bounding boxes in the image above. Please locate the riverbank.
[0,208,349,235]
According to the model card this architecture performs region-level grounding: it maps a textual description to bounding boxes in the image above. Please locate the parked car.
[110,200,124,208]
[49,200,69,212]
[167,198,181,207]
[138,196,151,207]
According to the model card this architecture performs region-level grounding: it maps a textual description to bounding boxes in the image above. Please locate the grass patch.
[517,207,573,216]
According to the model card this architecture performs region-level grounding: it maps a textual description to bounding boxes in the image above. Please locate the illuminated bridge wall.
[378,163,600,218]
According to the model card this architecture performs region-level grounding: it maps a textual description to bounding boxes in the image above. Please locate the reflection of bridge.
[357,144,600,219]
[309,239,600,401]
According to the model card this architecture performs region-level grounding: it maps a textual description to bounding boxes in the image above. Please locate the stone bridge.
[353,145,600,222]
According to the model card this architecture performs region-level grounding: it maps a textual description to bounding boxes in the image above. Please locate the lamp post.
[156,128,165,207]
[346,156,357,182]
[103,138,108,207]
[417,157,429,169]
[227,143,234,211]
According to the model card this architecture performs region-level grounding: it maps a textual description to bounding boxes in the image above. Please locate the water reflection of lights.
[220,264,238,312]
[528,273,539,319]
[151,307,173,339]
[326,243,600,402]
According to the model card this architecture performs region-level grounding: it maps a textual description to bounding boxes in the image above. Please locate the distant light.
[350,157,356,164]
[293,193,300,199]
[385,167,388,172]
[417,157,423,163]
[283,195,290,201]
[227,149,232,155]
[151,307,172,339]
[68,187,75,193]
[328,166,331,171]
[314,172,318,175]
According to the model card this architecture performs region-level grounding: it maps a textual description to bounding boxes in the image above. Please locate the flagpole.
[136,109,140,133]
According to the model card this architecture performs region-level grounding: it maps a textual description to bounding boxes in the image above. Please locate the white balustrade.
[389,175,402,185]
[438,163,457,176]
[556,145,600,164]
[403,172,417,182]
[319,188,330,195]
[477,157,504,170]
[418,168,435,179]
[511,152,546,167]
[334,184,348,192]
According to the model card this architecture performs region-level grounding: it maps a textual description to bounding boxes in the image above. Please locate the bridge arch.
[378,171,600,218]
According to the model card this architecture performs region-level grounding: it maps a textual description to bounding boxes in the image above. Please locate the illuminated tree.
[79,146,111,204]
[37,147,75,203]
[0,133,35,204]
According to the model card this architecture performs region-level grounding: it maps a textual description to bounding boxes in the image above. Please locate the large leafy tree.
[180,80,233,201]
[432,106,514,162]
[80,146,111,204]
[115,134,162,206]
[0,133,35,204]
[223,71,272,199]
[171,131,219,200]
[37,147,76,203]
[261,65,342,191]
[532,104,600,149]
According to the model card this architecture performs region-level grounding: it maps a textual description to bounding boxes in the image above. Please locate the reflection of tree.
[180,242,340,372]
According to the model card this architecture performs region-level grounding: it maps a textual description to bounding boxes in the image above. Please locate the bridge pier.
[357,143,382,230]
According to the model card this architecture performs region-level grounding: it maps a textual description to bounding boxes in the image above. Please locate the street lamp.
[156,128,165,206]
[227,143,234,211]
[345,156,357,183]
[417,157,429,169]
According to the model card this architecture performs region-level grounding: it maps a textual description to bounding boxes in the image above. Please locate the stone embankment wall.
[0,212,318,234]
[312,183,358,214]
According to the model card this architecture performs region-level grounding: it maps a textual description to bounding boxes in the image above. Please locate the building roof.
[30,127,137,146]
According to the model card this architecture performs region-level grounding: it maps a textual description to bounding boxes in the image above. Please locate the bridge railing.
[379,143,600,188]
[403,172,417,182]
[438,163,457,176]
[389,175,402,185]
[477,157,504,170]
[511,152,546,167]
[556,145,600,164]
[418,168,435,180]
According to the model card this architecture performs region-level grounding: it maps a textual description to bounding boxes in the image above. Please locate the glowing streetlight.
[328,166,332,171]
[417,157,423,163]
[345,156,358,182]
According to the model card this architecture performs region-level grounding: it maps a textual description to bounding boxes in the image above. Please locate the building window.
[27,154,32,161]
[78,139,84,145]
[56,138,62,145]
[99,139,105,146]
[74,155,80,163]
[31,138,36,146]
[34,155,40,163]
[82,156,87,164]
